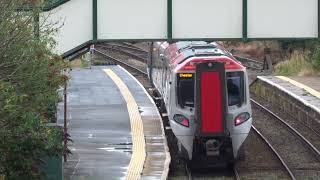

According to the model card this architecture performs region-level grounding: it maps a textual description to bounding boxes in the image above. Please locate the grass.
[69,54,90,68]
[275,51,318,76]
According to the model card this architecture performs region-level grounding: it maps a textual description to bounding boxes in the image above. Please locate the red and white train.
[147,41,252,166]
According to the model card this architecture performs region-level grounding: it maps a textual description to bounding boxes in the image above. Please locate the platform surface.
[288,76,320,92]
[110,66,170,179]
[58,66,132,180]
[58,65,170,180]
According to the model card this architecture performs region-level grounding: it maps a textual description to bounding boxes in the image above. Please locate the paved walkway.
[276,76,320,100]
[58,66,132,180]
[287,76,320,95]
[57,65,170,180]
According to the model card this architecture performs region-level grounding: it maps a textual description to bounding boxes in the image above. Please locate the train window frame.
[176,73,195,108]
[226,71,245,107]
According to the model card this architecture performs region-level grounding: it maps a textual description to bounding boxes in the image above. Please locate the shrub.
[275,52,314,76]
[0,0,67,179]
[311,46,320,70]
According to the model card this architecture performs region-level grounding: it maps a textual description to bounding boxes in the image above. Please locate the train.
[147,41,252,167]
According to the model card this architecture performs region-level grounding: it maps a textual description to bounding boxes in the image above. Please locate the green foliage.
[278,40,320,72]
[278,40,318,52]
[0,0,67,179]
[311,45,320,70]
[0,82,63,179]
[275,52,314,76]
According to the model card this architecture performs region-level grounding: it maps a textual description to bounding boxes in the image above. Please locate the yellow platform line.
[276,76,320,99]
[104,69,146,180]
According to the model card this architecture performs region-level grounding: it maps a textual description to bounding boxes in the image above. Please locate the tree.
[0,0,66,179]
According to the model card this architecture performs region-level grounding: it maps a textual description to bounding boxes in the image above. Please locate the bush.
[275,52,314,76]
[311,46,320,70]
[0,0,67,179]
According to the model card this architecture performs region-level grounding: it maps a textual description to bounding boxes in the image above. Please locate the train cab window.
[177,74,194,108]
[227,72,244,106]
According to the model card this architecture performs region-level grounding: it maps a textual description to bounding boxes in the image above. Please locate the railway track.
[233,55,264,71]
[96,43,148,63]
[251,126,296,180]
[99,42,265,71]
[251,99,320,180]
[233,166,241,180]
[185,166,239,180]
[252,94,320,154]
[94,48,147,76]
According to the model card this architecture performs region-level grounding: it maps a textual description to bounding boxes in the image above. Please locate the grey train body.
[147,41,252,166]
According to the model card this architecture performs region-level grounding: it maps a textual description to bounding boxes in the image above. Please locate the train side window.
[227,72,244,106]
[177,74,194,108]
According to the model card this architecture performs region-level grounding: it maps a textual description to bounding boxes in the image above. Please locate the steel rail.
[101,43,148,54]
[234,55,263,65]
[120,42,149,53]
[100,43,265,71]
[234,55,264,70]
[185,163,192,180]
[251,126,296,180]
[233,166,241,180]
[251,99,320,159]
[97,44,148,63]
[93,49,148,76]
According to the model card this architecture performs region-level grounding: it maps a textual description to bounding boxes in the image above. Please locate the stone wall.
[250,79,320,135]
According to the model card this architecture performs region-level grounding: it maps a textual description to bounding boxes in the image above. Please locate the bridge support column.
[93,0,98,41]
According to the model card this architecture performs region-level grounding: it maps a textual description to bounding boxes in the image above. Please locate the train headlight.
[173,114,189,127]
[234,112,250,126]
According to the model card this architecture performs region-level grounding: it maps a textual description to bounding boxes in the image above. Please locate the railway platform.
[251,76,320,135]
[58,65,170,180]
[265,76,320,110]
[282,76,320,96]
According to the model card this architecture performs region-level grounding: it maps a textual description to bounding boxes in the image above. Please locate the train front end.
[171,54,252,167]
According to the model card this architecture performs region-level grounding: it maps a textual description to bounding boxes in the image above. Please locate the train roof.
[170,42,229,63]
[164,41,245,71]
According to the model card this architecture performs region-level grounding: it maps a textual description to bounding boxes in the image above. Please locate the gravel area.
[96,48,147,73]
[247,69,272,85]
[132,42,151,52]
[237,130,290,180]
[251,94,320,158]
[252,102,320,179]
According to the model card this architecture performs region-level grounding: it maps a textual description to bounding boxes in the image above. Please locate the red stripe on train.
[200,72,223,134]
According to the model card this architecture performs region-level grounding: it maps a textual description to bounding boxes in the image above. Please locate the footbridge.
[39,0,319,58]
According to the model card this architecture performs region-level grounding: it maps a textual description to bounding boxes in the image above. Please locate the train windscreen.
[227,72,244,106]
[177,74,194,108]
[177,72,244,108]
